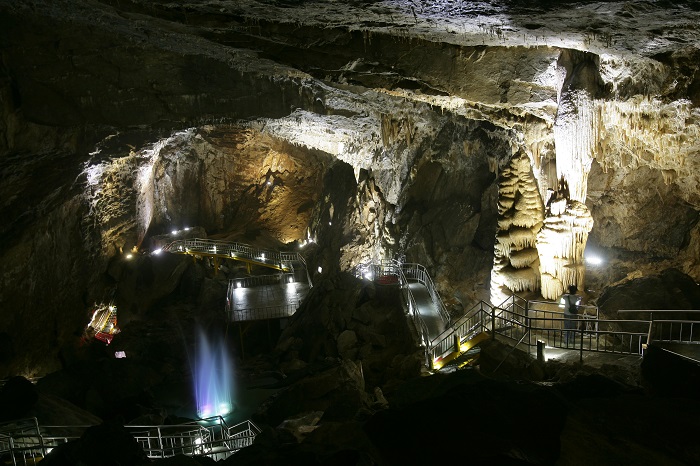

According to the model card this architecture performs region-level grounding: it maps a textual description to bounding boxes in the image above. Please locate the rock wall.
[0,124,333,375]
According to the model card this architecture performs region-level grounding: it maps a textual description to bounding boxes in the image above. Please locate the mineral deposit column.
[537,53,599,300]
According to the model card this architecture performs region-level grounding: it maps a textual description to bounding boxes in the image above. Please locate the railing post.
[525,300,531,352]
[491,306,496,340]
[646,318,654,352]
[579,327,584,363]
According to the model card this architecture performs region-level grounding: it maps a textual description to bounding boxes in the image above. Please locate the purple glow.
[194,327,233,418]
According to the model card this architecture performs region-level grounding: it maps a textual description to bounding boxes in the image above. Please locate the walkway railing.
[0,417,260,463]
[430,301,493,363]
[226,302,301,322]
[354,261,700,369]
[430,302,700,369]
[230,272,297,289]
[619,310,700,347]
[225,270,311,322]
[163,238,312,285]
[355,260,450,365]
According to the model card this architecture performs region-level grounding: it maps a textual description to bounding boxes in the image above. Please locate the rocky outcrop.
[273,274,422,391]
[597,268,700,318]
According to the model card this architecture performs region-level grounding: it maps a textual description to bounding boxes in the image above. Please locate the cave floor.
[494,333,644,372]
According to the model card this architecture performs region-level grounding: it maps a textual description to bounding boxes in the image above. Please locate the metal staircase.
[0,416,260,465]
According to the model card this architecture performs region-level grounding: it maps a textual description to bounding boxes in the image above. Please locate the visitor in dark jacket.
[559,284,581,346]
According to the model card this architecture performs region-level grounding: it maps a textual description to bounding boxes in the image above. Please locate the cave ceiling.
[1,0,700,372]
[2,0,700,265]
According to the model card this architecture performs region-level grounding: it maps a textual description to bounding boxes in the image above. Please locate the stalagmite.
[490,151,545,304]
[536,179,593,299]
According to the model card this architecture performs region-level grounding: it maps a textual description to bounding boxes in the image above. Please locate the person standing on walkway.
[559,284,581,345]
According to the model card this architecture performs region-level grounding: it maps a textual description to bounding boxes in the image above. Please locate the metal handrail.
[164,239,310,285]
[227,302,300,322]
[356,264,700,368]
[229,273,297,289]
[429,300,492,362]
[355,261,433,362]
[425,293,700,368]
[649,319,700,345]
[225,270,310,322]
[1,416,258,462]
[526,315,651,353]
[401,263,451,325]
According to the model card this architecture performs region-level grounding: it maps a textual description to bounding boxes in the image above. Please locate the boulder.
[0,376,38,421]
[336,330,358,359]
[41,420,149,466]
[598,268,700,318]
[277,411,323,443]
[255,359,368,426]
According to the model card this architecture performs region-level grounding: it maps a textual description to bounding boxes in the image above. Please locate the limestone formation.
[490,151,544,304]
[537,182,595,300]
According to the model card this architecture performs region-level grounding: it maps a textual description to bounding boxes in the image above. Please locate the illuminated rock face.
[553,51,605,204]
[86,126,329,256]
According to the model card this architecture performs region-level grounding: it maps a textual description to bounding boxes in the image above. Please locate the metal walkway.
[0,416,260,464]
[226,272,311,322]
[162,238,313,323]
[355,260,700,371]
[163,238,311,277]
[429,297,700,370]
[407,282,447,341]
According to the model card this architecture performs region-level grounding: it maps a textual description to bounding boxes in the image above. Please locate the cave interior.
[1,0,700,465]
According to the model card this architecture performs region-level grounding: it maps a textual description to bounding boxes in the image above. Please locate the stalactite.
[509,248,540,269]
[662,169,677,185]
[596,97,699,204]
[554,89,598,203]
[500,265,540,293]
[487,155,498,174]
